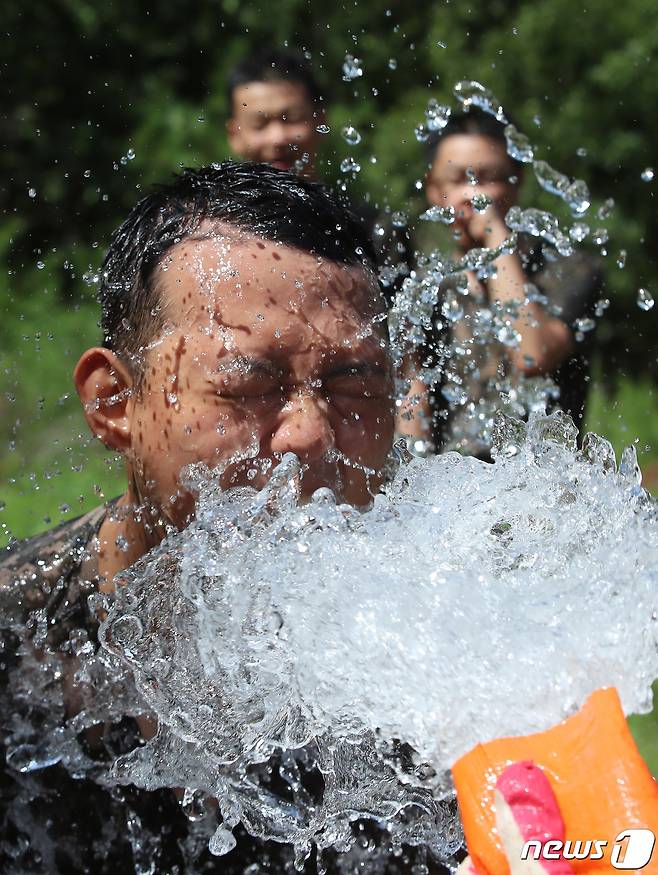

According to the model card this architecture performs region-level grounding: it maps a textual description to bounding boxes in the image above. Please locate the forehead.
[156,234,384,355]
[431,134,513,174]
[231,81,314,118]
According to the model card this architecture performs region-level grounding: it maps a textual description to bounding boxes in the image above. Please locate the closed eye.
[324,363,391,398]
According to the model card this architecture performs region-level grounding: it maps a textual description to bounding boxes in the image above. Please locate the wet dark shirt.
[0,508,458,874]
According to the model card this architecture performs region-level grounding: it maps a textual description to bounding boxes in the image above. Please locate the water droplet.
[342,54,363,82]
[497,324,521,347]
[437,41,447,49]
[641,167,654,182]
[420,205,455,224]
[83,169,91,178]
[576,146,587,157]
[126,148,135,160]
[532,161,569,197]
[391,211,408,229]
[616,250,627,269]
[209,825,237,856]
[574,317,596,333]
[115,534,130,552]
[27,187,36,198]
[533,161,590,214]
[339,157,361,174]
[341,125,361,145]
[637,287,655,311]
[316,123,330,134]
[453,80,507,123]
[441,291,464,322]
[425,99,451,132]
[36,261,45,270]
[592,228,608,246]
[110,614,144,649]
[414,123,429,142]
[594,297,610,317]
[504,124,534,163]
[569,222,589,243]
[83,269,100,286]
[471,193,492,213]
[388,58,397,70]
[597,198,615,221]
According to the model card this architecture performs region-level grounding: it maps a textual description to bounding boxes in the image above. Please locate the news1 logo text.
[521,829,656,869]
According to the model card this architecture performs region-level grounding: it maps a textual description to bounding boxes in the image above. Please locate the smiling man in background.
[226,48,411,292]
[227,48,324,175]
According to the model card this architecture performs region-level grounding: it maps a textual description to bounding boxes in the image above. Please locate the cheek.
[293,123,313,143]
[175,396,282,456]
[332,400,394,456]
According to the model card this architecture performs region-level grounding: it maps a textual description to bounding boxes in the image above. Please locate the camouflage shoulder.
[0,503,109,589]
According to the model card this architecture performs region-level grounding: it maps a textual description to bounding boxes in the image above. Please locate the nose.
[269,389,335,463]
[268,120,291,151]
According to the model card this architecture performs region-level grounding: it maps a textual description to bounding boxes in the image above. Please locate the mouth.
[270,159,295,171]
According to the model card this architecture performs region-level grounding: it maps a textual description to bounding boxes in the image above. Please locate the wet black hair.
[227,48,324,112]
[427,108,522,168]
[99,161,376,376]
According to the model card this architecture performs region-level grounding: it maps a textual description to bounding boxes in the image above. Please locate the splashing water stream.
[93,410,658,863]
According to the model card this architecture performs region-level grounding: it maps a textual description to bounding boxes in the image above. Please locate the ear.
[226,117,243,155]
[74,348,135,453]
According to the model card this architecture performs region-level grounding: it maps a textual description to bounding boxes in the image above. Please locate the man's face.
[128,233,394,528]
[425,134,519,249]
[227,81,321,173]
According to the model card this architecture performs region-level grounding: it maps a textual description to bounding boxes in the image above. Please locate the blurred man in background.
[397,110,602,458]
[227,48,324,176]
[226,48,410,289]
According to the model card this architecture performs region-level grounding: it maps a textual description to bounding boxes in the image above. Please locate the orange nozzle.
[451,688,658,873]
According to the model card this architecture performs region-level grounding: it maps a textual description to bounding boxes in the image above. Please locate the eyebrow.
[214,355,282,378]
[214,356,389,380]
[326,360,389,378]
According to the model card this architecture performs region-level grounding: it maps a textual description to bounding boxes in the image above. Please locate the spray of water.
[94,409,658,863]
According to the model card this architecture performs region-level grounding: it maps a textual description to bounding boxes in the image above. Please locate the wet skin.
[75,232,395,581]
[227,81,322,174]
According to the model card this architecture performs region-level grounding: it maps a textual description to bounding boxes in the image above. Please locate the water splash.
[533,160,591,214]
[425,98,451,132]
[505,205,574,256]
[504,124,534,163]
[419,205,455,224]
[453,80,507,123]
[96,411,658,861]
